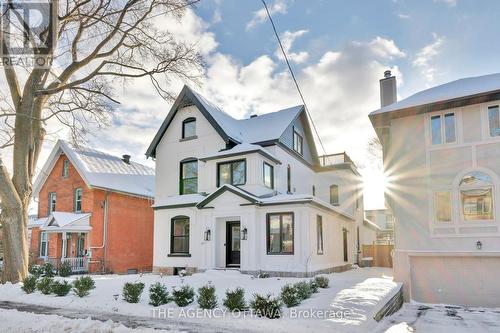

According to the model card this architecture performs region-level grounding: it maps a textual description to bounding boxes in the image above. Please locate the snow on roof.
[28,217,46,228]
[44,212,91,228]
[371,72,500,116]
[152,194,206,208]
[199,142,281,164]
[33,140,155,198]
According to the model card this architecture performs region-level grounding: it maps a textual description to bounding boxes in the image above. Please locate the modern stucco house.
[370,71,500,307]
[147,85,368,276]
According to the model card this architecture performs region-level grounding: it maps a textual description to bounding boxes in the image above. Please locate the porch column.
[62,232,67,259]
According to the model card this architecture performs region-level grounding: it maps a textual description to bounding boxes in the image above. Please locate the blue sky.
[29,0,500,210]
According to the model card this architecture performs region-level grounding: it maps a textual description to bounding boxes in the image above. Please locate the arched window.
[459,171,494,221]
[182,117,196,139]
[170,216,190,255]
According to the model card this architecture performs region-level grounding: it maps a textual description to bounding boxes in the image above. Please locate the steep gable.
[279,111,319,165]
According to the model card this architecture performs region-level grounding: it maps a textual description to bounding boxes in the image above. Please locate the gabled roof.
[145,85,305,158]
[33,140,155,198]
[41,212,92,232]
[199,143,281,164]
[196,184,260,208]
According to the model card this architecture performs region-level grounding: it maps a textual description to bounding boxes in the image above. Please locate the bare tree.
[0,0,202,282]
[367,137,383,170]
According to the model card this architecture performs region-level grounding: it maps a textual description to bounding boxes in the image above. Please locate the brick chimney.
[380,70,397,107]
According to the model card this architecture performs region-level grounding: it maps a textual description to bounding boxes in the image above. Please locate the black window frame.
[266,212,294,255]
[170,216,190,255]
[217,159,246,187]
[293,128,303,155]
[62,159,69,178]
[179,158,198,195]
[263,162,274,189]
[182,117,197,139]
[330,184,339,205]
[74,188,83,213]
[48,192,56,213]
[317,215,324,255]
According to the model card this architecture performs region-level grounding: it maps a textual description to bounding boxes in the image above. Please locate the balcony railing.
[318,152,355,167]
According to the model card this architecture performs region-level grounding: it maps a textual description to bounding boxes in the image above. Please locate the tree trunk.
[0,204,28,283]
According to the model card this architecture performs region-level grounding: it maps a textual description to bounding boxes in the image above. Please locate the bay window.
[263,162,274,189]
[267,213,294,254]
[217,160,246,187]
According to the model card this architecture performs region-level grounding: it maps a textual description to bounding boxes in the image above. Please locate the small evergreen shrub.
[308,279,319,294]
[21,275,38,294]
[223,288,246,311]
[72,276,95,297]
[42,262,55,278]
[314,276,329,288]
[37,277,54,295]
[197,284,217,309]
[172,285,195,307]
[58,261,72,277]
[149,282,170,307]
[250,293,282,319]
[294,281,312,300]
[280,284,300,308]
[122,282,145,303]
[178,269,192,277]
[28,264,43,278]
[257,271,270,278]
[52,280,72,296]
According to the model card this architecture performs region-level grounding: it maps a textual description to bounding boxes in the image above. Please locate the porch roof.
[40,212,92,233]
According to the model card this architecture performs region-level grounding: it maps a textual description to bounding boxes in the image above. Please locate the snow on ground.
[0,267,397,333]
[0,308,176,333]
[377,303,500,333]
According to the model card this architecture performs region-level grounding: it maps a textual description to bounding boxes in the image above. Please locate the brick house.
[29,140,154,274]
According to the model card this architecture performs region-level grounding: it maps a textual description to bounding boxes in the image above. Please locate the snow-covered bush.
[308,279,319,293]
[21,275,38,294]
[149,282,170,307]
[280,284,301,308]
[72,276,95,297]
[250,293,282,319]
[314,276,329,288]
[122,282,145,303]
[294,281,312,300]
[223,288,246,311]
[42,262,55,278]
[178,269,192,277]
[197,284,217,309]
[172,285,195,307]
[58,261,72,277]
[37,277,54,295]
[52,280,72,296]
[28,264,43,278]
[257,271,270,278]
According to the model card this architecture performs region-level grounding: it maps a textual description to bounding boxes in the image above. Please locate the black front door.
[226,221,241,267]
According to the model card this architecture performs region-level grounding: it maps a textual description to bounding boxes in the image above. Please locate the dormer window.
[293,129,303,155]
[182,117,196,139]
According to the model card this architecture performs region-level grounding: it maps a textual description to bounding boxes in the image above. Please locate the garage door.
[410,256,500,307]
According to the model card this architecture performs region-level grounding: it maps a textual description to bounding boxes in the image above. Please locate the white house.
[147,86,367,277]
[370,71,500,307]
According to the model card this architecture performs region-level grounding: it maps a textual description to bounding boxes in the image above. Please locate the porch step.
[213,267,240,271]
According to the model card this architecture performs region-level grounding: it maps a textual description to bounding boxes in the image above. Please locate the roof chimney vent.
[250,114,258,118]
[122,154,131,164]
[380,70,397,107]
[384,70,392,78]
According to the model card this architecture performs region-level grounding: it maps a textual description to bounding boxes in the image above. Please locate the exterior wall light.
[476,240,482,250]
[241,227,248,240]
[204,229,211,241]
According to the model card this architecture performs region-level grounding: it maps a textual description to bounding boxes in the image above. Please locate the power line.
[260,0,329,160]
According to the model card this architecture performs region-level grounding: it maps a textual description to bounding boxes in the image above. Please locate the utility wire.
[261,0,329,161]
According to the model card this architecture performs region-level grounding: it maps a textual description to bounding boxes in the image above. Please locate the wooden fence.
[361,243,394,268]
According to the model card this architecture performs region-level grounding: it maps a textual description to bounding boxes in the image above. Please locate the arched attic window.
[459,171,494,221]
[182,117,196,139]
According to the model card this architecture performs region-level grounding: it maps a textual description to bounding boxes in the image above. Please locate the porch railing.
[318,152,356,167]
[61,257,88,273]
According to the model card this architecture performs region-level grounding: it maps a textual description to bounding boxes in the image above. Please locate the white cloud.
[246,0,288,30]
[397,13,410,19]
[413,33,445,83]
[212,8,222,24]
[275,29,309,64]
[434,0,457,7]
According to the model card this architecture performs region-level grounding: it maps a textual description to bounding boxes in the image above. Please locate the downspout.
[90,191,109,273]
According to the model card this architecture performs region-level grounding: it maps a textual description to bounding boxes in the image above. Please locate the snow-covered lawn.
[377,303,500,333]
[0,267,397,333]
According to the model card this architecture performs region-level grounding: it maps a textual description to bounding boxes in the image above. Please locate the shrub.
[172,285,195,307]
[178,269,192,277]
[28,264,43,278]
[308,280,319,294]
[72,276,95,297]
[314,276,329,289]
[21,275,38,294]
[37,277,54,295]
[294,281,312,300]
[250,293,282,319]
[123,282,145,303]
[58,261,72,277]
[280,284,300,308]
[149,282,170,307]
[52,280,72,296]
[223,288,247,311]
[257,271,270,279]
[42,262,55,278]
[197,284,217,309]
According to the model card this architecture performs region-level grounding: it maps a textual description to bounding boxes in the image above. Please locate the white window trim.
[428,111,458,146]
[39,231,48,258]
[480,102,500,142]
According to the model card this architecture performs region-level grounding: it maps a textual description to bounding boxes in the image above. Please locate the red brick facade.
[31,154,153,273]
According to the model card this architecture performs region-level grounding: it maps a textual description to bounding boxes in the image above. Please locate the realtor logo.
[0,0,57,67]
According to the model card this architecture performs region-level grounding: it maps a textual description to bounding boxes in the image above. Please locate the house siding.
[279,112,315,165]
